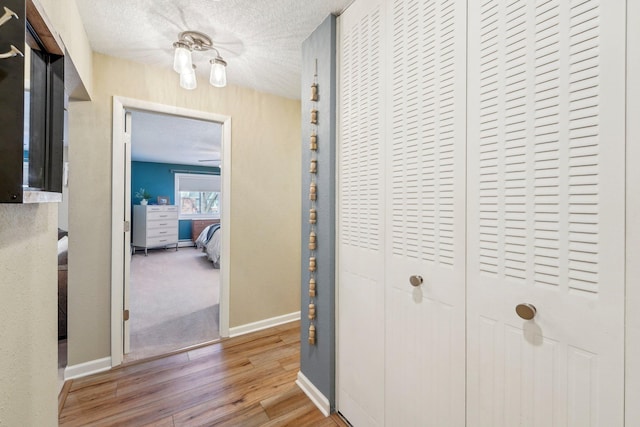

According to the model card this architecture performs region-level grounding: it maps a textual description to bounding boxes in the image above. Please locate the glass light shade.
[180,66,197,90]
[209,57,227,87]
[173,45,192,74]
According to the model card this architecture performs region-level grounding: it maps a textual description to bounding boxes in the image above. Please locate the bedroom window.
[174,173,220,219]
[179,191,219,216]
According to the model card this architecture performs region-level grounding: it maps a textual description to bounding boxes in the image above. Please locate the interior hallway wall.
[35,0,93,99]
[0,0,91,424]
[67,53,301,365]
[0,204,58,426]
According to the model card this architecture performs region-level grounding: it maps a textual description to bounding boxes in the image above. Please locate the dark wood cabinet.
[0,0,64,203]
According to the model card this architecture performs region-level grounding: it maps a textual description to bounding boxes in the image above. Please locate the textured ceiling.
[76,0,354,99]
[130,110,222,167]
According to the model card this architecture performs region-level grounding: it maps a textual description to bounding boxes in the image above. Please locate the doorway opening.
[126,110,223,361]
[111,97,231,367]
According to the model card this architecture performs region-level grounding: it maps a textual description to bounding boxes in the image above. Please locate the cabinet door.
[0,0,25,201]
[466,1,626,425]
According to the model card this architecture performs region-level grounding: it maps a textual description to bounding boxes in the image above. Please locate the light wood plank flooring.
[59,321,348,426]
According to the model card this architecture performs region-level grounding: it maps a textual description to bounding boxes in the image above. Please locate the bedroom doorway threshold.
[110,97,232,368]
[123,336,222,366]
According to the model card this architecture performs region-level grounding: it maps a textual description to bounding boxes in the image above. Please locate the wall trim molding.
[178,240,195,248]
[296,371,331,417]
[64,357,112,380]
[229,312,300,337]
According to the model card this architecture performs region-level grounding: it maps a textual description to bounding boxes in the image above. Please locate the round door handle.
[409,275,423,287]
[515,303,537,320]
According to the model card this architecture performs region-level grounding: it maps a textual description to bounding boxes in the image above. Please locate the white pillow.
[58,236,69,265]
[57,236,68,255]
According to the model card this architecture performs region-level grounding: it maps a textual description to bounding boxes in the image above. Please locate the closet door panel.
[385,287,456,426]
[337,1,386,425]
[466,1,625,425]
[384,0,467,425]
[336,263,384,425]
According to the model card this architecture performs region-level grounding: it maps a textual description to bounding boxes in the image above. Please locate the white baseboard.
[229,311,300,337]
[178,240,196,248]
[64,357,112,380]
[296,371,331,417]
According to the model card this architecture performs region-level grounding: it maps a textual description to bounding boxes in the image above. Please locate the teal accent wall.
[131,161,219,240]
[178,221,192,240]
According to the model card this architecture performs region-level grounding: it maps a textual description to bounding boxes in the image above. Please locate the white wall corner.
[64,357,112,380]
[296,371,331,417]
[228,311,300,337]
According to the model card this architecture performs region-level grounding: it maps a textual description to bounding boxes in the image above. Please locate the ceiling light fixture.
[172,31,227,90]
[180,64,197,90]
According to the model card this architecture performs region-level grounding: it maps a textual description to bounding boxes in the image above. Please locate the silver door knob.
[409,275,423,287]
[515,303,537,320]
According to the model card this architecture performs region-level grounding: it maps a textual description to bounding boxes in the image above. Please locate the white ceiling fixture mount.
[173,30,227,90]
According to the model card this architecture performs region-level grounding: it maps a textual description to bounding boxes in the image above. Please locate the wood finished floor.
[59,321,348,427]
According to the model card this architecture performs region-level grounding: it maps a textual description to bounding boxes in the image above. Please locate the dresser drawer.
[145,205,178,213]
[147,228,177,239]
[147,219,176,230]
[146,235,179,247]
[147,210,178,220]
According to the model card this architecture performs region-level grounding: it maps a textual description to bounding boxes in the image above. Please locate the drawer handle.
[159,231,167,234]
[159,215,168,218]
[159,239,167,242]
[159,223,167,226]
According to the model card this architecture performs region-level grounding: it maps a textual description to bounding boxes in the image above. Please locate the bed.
[195,223,222,268]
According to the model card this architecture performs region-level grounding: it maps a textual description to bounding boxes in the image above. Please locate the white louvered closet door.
[466,1,626,426]
[383,0,466,425]
[337,0,386,425]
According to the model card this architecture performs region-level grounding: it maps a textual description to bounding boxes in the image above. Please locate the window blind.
[176,173,220,192]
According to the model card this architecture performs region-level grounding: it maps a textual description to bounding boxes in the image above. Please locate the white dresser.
[132,205,179,255]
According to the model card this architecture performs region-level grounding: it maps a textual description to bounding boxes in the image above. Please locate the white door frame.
[626,0,640,422]
[110,96,232,367]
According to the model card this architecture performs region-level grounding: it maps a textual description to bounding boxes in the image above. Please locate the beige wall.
[36,0,93,98]
[0,205,58,426]
[67,53,301,365]
[0,1,91,425]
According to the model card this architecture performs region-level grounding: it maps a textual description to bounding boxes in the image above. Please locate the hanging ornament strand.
[308,58,319,345]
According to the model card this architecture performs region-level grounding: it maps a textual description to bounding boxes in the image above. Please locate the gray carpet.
[128,246,220,361]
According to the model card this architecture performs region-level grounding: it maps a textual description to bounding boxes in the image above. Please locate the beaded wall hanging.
[308,59,319,345]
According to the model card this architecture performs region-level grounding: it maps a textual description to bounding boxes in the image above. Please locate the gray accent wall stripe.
[300,14,337,409]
